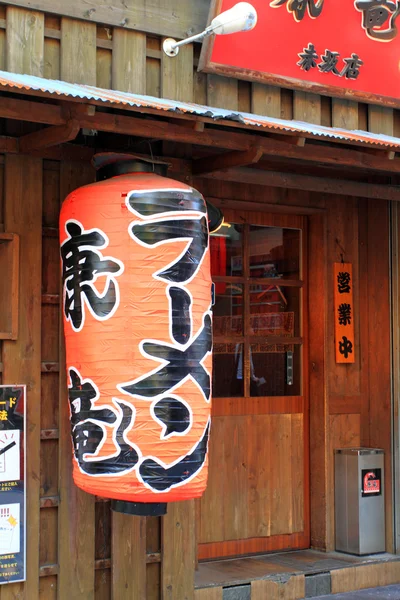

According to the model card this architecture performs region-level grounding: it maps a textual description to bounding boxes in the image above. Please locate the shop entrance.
[197,209,309,560]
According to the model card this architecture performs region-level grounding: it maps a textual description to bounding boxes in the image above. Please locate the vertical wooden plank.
[6,6,44,76]
[3,154,43,600]
[162,500,195,600]
[58,162,96,600]
[44,39,60,80]
[367,199,392,552]
[251,83,281,118]
[368,106,394,135]
[161,43,193,102]
[270,415,292,536]
[146,37,161,98]
[308,213,329,550]
[247,415,270,539]
[111,514,146,599]
[193,71,207,106]
[97,49,112,90]
[332,99,359,129]
[0,30,6,71]
[112,29,146,93]
[60,18,96,85]
[293,91,321,124]
[291,415,304,532]
[199,418,225,543]
[207,74,238,111]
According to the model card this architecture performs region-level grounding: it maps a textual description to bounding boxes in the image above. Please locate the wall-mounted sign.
[199,0,400,107]
[334,263,355,364]
[0,386,25,585]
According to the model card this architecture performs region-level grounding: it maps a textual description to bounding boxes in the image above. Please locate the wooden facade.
[0,2,398,599]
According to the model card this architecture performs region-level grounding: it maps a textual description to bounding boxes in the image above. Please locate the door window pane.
[213,284,243,337]
[212,343,244,397]
[249,286,301,337]
[249,226,301,280]
[210,224,243,277]
[249,344,301,397]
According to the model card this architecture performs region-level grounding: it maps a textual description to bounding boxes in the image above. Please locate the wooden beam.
[3,0,209,40]
[19,120,80,154]
[193,146,263,176]
[0,95,65,125]
[0,96,399,176]
[201,167,400,201]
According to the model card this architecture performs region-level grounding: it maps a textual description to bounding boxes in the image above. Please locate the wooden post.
[2,154,43,600]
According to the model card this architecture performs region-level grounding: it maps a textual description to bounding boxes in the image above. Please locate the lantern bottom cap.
[111,500,167,517]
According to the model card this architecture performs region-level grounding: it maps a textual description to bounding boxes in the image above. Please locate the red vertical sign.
[334,263,355,364]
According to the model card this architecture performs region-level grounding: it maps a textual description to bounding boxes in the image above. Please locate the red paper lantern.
[60,155,219,515]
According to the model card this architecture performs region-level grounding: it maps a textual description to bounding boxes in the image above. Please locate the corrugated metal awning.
[0,69,399,150]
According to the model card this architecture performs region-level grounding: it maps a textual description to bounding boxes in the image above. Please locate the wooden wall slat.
[251,83,281,118]
[44,38,60,79]
[251,575,305,600]
[367,199,393,552]
[111,514,147,599]
[368,106,394,135]
[6,6,44,76]
[161,44,193,102]
[207,74,238,111]
[293,91,321,124]
[146,38,161,98]
[162,500,196,600]
[308,213,328,550]
[60,18,96,85]
[58,162,96,600]
[195,588,223,600]
[2,154,43,600]
[96,48,112,90]
[0,29,5,70]
[112,29,146,94]
[332,99,358,129]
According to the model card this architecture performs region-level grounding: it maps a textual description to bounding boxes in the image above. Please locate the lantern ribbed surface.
[60,170,212,504]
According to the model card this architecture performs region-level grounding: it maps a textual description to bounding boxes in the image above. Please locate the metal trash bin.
[334,448,385,555]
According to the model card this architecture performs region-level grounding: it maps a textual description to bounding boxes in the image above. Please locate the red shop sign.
[199,0,400,107]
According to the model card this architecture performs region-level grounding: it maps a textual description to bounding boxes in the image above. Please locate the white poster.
[0,430,20,483]
[0,503,20,555]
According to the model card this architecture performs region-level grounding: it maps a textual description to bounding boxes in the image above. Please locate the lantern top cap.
[92,152,170,171]
[93,152,171,181]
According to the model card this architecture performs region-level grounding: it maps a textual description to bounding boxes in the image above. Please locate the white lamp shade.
[210,2,258,35]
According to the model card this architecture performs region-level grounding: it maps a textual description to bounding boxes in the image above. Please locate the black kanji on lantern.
[318,50,341,75]
[340,54,364,79]
[68,368,138,475]
[61,221,123,331]
[337,271,351,293]
[297,43,319,71]
[339,336,353,359]
[121,314,212,402]
[355,0,400,41]
[270,0,324,21]
[338,303,352,326]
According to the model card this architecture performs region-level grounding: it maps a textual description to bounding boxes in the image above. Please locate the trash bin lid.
[334,447,384,455]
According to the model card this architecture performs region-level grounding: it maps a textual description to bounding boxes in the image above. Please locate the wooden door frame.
[196,207,329,559]
[308,212,329,551]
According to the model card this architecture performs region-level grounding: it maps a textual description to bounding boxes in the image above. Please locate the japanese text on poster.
[0,386,26,585]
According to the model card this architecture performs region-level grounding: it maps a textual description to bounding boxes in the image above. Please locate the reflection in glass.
[249,285,300,337]
[212,343,244,398]
[249,344,301,397]
[213,284,243,337]
[249,226,300,280]
[211,224,243,277]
